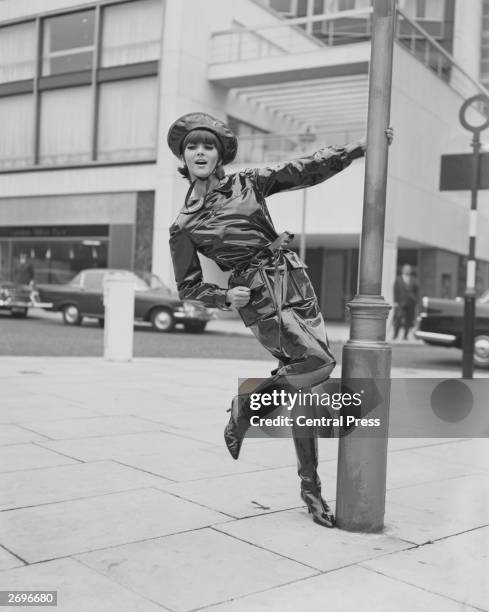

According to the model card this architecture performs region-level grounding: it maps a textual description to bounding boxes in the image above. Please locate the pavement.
[1,349,488,611]
[208,315,424,345]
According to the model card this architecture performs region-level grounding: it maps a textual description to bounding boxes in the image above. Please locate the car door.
[79,270,105,316]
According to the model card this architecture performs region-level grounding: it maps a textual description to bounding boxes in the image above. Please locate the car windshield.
[478,289,489,304]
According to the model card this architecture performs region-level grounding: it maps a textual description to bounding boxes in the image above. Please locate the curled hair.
[177,165,191,180]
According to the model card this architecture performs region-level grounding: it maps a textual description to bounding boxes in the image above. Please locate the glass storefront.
[0,226,109,284]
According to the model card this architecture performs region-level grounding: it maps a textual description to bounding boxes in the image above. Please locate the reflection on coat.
[169,144,364,380]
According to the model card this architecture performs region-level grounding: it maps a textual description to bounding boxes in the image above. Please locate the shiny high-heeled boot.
[224,394,252,460]
[293,434,335,528]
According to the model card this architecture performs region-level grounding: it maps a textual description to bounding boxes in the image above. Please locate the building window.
[42,9,95,76]
[0,21,36,83]
[97,77,158,161]
[0,95,34,169]
[39,86,92,165]
[399,0,445,20]
[268,0,370,14]
[227,117,272,163]
[101,0,162,68]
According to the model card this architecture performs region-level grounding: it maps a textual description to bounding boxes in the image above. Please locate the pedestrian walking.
[13,252,34,286]
[392,264,419,340]
[167,113,393,528]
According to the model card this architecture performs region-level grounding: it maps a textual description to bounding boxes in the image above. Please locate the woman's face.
[183,141,219,181]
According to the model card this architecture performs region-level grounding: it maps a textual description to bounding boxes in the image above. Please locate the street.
[0,309,467,372]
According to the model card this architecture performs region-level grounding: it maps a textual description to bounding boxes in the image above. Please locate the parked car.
[0,278,51,318]
[414,289,489,368]
[37,269,215,333]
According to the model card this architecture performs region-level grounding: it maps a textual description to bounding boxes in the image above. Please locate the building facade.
[0,0,488,319]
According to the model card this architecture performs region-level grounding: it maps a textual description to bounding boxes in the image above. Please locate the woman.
[168,112,392,528]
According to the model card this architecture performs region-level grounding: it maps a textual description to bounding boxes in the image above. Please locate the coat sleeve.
[169,225,229,309]
[253,144,365,197]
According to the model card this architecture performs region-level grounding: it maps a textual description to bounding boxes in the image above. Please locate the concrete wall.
[452,0,483,79]
[418,248,460,299]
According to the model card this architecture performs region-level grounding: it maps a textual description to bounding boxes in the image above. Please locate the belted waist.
[232,231,294,274]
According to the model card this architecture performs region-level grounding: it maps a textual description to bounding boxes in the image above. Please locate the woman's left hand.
[358,127,394,152]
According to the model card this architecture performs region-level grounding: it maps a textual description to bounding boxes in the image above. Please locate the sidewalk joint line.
[0,544,28,567]
[71,557,174,611]
[359,564,488,612]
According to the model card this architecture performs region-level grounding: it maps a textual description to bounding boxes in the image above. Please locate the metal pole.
[461,131,481,378]
[336,0,395,533]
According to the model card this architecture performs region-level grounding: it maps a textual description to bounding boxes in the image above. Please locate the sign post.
[458,95,489,379]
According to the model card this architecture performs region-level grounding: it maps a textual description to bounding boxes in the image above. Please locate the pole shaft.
[336,0,396,533]
[358,0,395,295]
[462,132,481,378]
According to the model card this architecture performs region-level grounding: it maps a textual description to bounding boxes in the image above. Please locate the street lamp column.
[335,0,396,532]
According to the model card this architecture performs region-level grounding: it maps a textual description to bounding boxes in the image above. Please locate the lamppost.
[335,0,396,532]
[298,129,317,262]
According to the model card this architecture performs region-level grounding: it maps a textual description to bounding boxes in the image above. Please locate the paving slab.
[386,438,465,452]
[385,448,483,490]
[17,415,163,440]
[200,563,476,612]
[410,438,489,472]
[202,439,299,469]
[0,488,227,563]
[159,423,230,446]
[0,424,49,446]
[76,528,316,612]
[115,448,267,482]
[363,525,489,611]
[0,558,166,612]
[384,473,489,544]
[159,465,336,518]
[0,398,102,422]
[38,431,213,462]
[203,437,339,470]
[0,546,24,571]
[216,508,413,571]
[49,387,180,416]
[0,461,171,510]
[0,444,79,473]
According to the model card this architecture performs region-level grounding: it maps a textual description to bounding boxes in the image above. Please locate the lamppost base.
[336,294,392,533]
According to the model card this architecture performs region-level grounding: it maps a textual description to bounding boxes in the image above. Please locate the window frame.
[0,0,162,172]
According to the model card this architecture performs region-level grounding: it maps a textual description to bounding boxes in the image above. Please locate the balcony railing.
[210,8,372,63]
[210,8,489,104]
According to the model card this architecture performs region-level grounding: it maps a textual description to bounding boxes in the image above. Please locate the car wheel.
[11,308,28,319]
[184,321,207,333]
[474,334,489,369]
[63,304,82,326]
[150,308,175,332]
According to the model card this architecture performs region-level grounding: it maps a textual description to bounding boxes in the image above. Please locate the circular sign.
[459,94,489,133]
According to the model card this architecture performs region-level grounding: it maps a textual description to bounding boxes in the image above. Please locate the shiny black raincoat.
[169,144,364,387]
